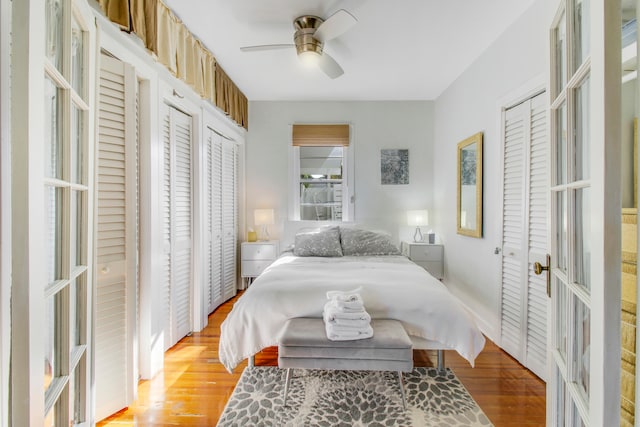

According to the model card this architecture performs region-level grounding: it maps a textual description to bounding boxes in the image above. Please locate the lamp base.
[259,224,270,241]
[413,227,423,243]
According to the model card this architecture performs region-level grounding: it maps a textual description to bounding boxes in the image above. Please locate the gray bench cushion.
[278,318,413,372]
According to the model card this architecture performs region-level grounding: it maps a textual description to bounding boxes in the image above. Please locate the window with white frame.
[291,124,353,221]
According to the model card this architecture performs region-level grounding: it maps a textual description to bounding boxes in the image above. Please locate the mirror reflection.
[457,132,483,238]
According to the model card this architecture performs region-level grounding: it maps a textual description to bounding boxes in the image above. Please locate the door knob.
[533,262,548,275]
[533,254,551,298]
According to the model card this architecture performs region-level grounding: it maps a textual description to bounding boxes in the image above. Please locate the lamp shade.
[254,209,275,225]
[407,210,429,227]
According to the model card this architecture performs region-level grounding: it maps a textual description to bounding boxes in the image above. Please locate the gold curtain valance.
[99,0,248,129]
[292,124,350,147]
[215,65,248,129]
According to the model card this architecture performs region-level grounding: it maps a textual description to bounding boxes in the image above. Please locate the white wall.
[246,101,434,242]
[432,0,551,340]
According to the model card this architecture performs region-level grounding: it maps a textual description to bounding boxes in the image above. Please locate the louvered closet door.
[161,104,193,350]
[500,92,548,380]
[221,140,238,300]
[95,53,138,420]
[206,128,223,313]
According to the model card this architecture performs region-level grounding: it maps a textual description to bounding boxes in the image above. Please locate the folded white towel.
[326,287,363,302]
[328,324,373,334]
[325,298,364,312]
[325,317,371,328]
[323,308,371,323]
[325,323,373,341]
[323,303,371,321]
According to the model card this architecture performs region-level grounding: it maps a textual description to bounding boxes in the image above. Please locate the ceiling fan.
[240,9,357,79]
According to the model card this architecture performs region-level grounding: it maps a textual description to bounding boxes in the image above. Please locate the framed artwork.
[457,132,483,238]
[381,149,409,185]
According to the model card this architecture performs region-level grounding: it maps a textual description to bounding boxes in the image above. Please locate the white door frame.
[588,1,622,422]
[0,0,11,424]
[95,10,164,381]
[634,0,640,427]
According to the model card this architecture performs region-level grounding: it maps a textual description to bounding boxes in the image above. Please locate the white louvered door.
[204,128,237,314]
[161,104,193,350]
[221,140,238,301]
[205,128,223,313]
[95,53,138,420]
[500,92,548,380]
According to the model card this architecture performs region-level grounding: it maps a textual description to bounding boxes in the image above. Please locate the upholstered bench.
[278,318,413,408]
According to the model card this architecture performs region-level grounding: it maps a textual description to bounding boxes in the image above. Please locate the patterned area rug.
[217,367,493,426]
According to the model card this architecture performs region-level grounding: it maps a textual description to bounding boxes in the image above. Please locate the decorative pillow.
[293,226,343,257]
[339,227,401,256]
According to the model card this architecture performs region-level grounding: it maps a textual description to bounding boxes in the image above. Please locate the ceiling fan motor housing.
[293,15,324,56]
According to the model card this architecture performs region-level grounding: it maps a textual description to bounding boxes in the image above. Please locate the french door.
[548,0,622,425]
[11,0,96,424]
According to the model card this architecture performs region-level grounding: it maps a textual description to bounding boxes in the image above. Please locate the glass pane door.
[550,0,592,424]
[43,1,92,425]
[549,0,623,425]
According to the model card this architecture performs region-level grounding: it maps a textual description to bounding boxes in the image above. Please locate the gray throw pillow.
[293,226,343,257]
[339,227,400,256]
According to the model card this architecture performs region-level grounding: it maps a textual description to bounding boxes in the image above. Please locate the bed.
[218,226,485,373]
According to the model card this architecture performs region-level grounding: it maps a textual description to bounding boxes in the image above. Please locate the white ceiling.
[163,0,537,101]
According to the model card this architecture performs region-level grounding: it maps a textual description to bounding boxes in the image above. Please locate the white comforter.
[219,254,485,372]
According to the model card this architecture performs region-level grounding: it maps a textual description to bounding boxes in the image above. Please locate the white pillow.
[339,227,400,256]
[293,226,343,257]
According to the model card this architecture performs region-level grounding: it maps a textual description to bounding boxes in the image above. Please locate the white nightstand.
[401,241,444,280]
[241,241,279,287]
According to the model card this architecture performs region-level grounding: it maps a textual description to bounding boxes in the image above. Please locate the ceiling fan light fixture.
[293,15,324,67]
[298,50,321,67]
[240,10,355,79]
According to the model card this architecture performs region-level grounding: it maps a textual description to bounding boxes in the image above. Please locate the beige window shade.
[292,124,350,146]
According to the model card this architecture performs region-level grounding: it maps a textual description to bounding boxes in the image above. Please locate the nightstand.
[401,241,444,280]
[241,241,279,287]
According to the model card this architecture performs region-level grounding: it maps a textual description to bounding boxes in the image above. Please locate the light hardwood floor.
[98,292,546,426]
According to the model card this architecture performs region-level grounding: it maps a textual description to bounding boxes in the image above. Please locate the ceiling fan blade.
[240,44,294,52]
[314,9,357,42]
[318,52,344,79]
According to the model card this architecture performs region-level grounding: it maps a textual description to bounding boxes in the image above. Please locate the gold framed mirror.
[457,132,483,238]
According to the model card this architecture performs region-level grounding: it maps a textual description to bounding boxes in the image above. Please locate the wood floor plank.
[98,292,546,426]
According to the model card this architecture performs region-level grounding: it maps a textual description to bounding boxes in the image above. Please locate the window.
[291,124,353,221]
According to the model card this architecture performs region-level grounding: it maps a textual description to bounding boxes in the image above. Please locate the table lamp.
[407,210,429,243]
[254,209,274,241]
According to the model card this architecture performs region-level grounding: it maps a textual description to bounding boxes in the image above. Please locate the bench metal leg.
[397,371,407,410]
[437,349,445,373]
[283,368,292,406]
[248,355,255,367]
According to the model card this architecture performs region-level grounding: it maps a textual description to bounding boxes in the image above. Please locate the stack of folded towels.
[323,287,373,341]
